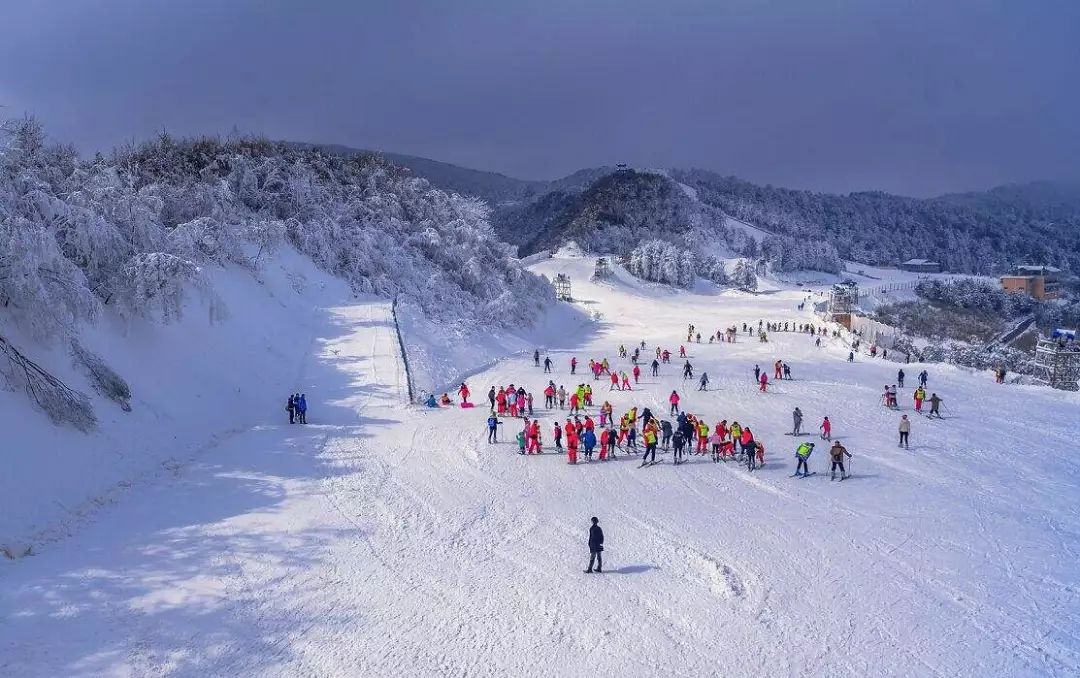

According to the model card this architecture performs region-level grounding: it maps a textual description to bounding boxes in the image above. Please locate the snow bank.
[0,247,353,550]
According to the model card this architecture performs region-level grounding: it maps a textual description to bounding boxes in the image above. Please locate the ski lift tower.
[827,281,859,327]
[593,257,612,280]
[1032,329,1079,391]
[554,273,573,301]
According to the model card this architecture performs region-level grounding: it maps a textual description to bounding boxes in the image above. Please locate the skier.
[544,383,556,409]
[570,356,578,375]
[794,442,815,477]
[488,386,497,410]
[928,393,943,419]
[848,351,855,362]
[672,427,687,465]
[585,517,604,573]
[487,412,499,443]
[606,425,618,458]
[774,359,783,380]
[516,427,527,455]
[758,372,769,392]
[609,371,620,391]
[897,369,905,388]
[660,419,673,449]
[527,419,542,454]
[913,386,926,414]
[679,345,687,358]
[558,385,567,409]
[898,415,910,448]
[651,358,660,377]
[553,421,563,450]
[582,427,597,461]
[669,390,681,416]
[633,364,641,384]
[919,370,928,387]
[569,390,580,415]
[297,394,307,424]
[829,440,851,480]
[641,423,658,465]
[621,371,633,391]
[753,364,761,382]
[729,421,742,456]
[286,394,296,424]
[792,407,803,435]
[820,416,832,441]
[683,361,694,380]
[534,349,540,367]
[566,422,579,464]
[544,356,553,373]
[741,427,757,471]
[458,382,470,405]
[783,363,791,379]
[698,372,709,391]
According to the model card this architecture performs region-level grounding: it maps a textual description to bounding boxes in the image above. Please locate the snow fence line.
[390,297,417,403]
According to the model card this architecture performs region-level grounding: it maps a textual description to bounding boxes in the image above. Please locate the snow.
[4,251,1080,676]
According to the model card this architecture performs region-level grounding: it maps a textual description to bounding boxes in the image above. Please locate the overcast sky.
[2,0,1078,196]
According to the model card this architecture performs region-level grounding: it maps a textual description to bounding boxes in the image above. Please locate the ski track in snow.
[3,253,1080,676]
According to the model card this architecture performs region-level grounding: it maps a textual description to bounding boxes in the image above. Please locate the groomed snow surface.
[3,250,1080,676]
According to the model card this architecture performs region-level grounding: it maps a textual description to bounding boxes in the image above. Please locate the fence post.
[391,296,417,403]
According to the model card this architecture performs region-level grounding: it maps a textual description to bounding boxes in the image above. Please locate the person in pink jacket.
[759,372,769,392]
[669,390,681,416]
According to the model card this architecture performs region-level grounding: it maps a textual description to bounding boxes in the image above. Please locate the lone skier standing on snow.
[897,369,905,388]
[928,393,943,418]
[534,349,540,367]
[753,364,761,382]
[829,440,851,480]
[544,356,553,373]
[794,442,815,477]
[698,372,709,391]
[899,414,910,448]
[792,407,803,435]
[585,517,604,573]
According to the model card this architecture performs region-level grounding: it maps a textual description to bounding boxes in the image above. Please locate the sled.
[460,402,476,409]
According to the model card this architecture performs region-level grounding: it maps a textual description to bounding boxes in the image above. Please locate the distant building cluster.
[1000,265,1062,300]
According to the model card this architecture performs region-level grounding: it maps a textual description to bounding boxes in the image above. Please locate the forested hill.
[669,170,1080,275]
[295,143,1080,276]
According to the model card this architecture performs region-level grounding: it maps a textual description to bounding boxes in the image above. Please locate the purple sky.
[2,0,1078,195]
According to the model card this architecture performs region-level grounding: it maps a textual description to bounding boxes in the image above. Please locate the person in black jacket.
[586,517,604,573]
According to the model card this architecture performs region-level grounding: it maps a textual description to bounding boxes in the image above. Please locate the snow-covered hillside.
[3,250,1078,676]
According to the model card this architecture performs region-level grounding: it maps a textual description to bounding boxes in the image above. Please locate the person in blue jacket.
[297,394,307,424]
[582,428,597,460]
[424,393,438,408]
[487,412,499,443]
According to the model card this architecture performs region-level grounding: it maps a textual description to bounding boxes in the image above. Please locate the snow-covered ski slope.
[3,251,1080,677]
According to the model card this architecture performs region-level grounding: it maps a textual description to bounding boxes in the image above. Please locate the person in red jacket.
[633,364,641,383]
[669,390,680,416]
[543,384,556,409]
[679,345,687,358]
[584,415,595,431]
[820,416,832,441]
[565,421,579,464]
[458,382,470,404]
[759,372,769,392]
[496,388,507,415]
[527,419,541,454]
[599,428,609,460]
[610,371,620,391]
[621,372,632,391]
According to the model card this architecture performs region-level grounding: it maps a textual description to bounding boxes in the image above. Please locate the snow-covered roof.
[901,259,940,266]
[1016,265,1061,273]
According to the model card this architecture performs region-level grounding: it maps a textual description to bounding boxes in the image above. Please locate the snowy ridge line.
[391,296,416,403]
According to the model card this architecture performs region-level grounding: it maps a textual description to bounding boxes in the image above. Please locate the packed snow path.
[3,254,1080,676]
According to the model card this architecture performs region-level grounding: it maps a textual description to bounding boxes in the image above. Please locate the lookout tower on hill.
[554,273,573,301]
[827,281,859,326]
[1033,330,1079,391]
